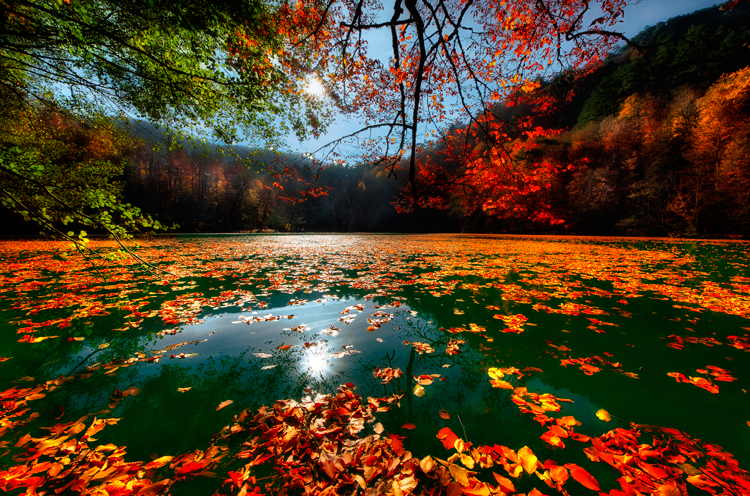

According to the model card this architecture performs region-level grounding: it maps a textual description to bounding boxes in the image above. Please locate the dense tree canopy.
[0,0,328,245]
[278,0,636,221]
[0,0,327,142]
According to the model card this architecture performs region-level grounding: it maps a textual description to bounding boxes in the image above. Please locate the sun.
[304,77,326,98]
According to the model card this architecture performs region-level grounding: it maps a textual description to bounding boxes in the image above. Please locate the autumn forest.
[3,3,750,237]
[2,1,750,496]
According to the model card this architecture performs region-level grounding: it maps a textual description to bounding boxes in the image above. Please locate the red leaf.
[402,423,416,429]
[565,464,600,491]
[437,427,459,450]
[389,434,405,455]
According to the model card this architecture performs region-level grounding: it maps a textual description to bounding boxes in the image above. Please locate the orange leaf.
[439,410,450,419]
[216,400,233,410]
[402,423,416,429]
[463,482,491,496]
[437,427,459,450]
[549,465,568,483]
[123,387,141,397]
[565,464,600,491]
[492,472,515,494]
[595,409,611,422]
[145,455,174,469]
[518,446,538,474]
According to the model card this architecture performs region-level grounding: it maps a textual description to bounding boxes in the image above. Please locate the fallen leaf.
[145,456,174,469]
[413,384,425,397]
[439,410,450,420]
[437,427,459,450]
[402,423,416,430]
[492,472,515,493]
[261,364,277,370]
[420,456,436,473]
[550,465,568,483]
[216,400,233,411]
[595,409,611,422]
[448,463,469,485]
[98,342,110,349]
[177,387,192,393]
[518,446,538,474]
[459,453,475,469]
[122,387,141,397]
[566,463,601,491]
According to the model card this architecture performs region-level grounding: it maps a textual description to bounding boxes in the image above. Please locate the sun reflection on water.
[303,348,330,377]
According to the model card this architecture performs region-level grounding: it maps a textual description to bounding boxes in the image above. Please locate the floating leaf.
[420,455,436,473]
[216,400,233,411]
[122,387,141,397]
[550,465,568,483]
[447,463,469,485]
[145,456,174,469]
[413,384,425,397]
[595,409,611,422]
[253,352,272,358]
[177,387,192,393]
[437,427,459,450]
[402,423,416,430]
[518,446,538,474]
[261,364,277,370]
[439,410,450,419]
[566,463,601,491]
[459,453,475,469]
[98,342,110,349]
[492,473,515,493]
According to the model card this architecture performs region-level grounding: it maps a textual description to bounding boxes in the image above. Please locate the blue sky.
[617,0,721,35]
[290,0,724,157]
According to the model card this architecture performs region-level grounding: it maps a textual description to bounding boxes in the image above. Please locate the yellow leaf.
[518,446,538,474]
[448,463,469,486]
[420,456,436,473]
[596,409,611,422]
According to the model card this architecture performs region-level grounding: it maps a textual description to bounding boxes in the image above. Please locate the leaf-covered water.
[1,234,749,495]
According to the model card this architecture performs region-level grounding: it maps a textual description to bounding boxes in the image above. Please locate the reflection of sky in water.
[47,294,421,392]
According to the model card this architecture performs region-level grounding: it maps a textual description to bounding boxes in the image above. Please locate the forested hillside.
[3,3,749,236]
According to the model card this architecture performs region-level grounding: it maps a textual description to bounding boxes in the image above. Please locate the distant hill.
[531,3,750,128]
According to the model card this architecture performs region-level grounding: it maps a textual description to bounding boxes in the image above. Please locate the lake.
[1,234,749,495]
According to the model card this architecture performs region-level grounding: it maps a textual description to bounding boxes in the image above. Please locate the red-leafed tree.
[272,0,639,224]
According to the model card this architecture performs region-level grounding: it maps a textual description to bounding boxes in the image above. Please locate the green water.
[1,234,749,494]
